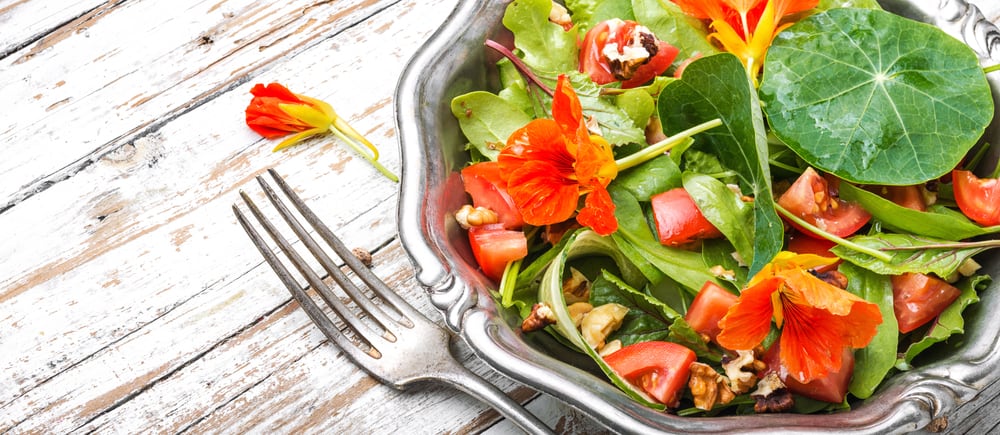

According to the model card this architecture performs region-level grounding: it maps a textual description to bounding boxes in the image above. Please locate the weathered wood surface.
[0,0,998,433]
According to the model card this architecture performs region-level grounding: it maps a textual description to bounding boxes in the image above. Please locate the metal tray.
[394,1,1000,432]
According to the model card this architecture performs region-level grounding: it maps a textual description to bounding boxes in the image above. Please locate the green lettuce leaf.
[450,92,533,161]
[841,263,897,399]
[503,0,579,76]
[900,274,990,364]
[831,234,998,278]
[839,183,1000,240]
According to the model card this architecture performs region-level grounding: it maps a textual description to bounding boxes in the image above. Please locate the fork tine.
[233,204,380,363]
[255,173,410,333]
[266,168,424,323]
[237,190,391,352]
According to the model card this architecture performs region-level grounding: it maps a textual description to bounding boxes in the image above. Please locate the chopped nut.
[709,264,736,280]
[521,303,557,332]
[562,267,591,304]
[598,339,622,357]
[548,2,572,30]
[567,302,593,328]
[352,248,373,267]
[751,372,794,413]
[688,362,736,410]
[722,349,760,394]
[454,204,499,229]
[810,269,848,289]
[580,303,629,350]
[602,20,659,81]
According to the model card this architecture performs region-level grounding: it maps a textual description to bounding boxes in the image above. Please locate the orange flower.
[245,82,397,181]
[498,75,618,235]
[716,252,882,384]
[672,0,818,79]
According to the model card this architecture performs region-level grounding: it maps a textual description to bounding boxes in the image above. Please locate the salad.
[449,0,1000,415]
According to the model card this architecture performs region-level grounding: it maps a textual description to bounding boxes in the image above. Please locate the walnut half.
[751,372,794,413]
[580,303,629,351]
[521,303,557,332]
[688,362,736,411]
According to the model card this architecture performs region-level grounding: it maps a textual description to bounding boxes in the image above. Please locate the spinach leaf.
[631,0,719,61]
[503,0,579,76]
[760,8,994,184]
[450,92,533,161]
[832,233,997,278]
[683,173,755,273]
[611,154,682,201]
[839,183,1000,240]
[659,53,782,276]
[567,72,648,145]
[841,263,897,399]
[901,274,990,364]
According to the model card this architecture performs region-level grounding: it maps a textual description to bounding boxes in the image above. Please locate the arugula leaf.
[840,263,897,399]
[901,274,990,364]
[683,173,755,275]
[839,183,1000,240]
[832,233,997,278]
[631,0,720,61]
[659,53,782,275]
[450,92,533,161]
[567,72,647,145]
[503,0,579,76]
[760,8,994,184]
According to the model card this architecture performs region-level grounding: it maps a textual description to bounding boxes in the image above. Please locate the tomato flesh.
[579,19,678,88]
[879,185,926,212]
[952,169,1000,226]
[467,223,528,282]
[650,188,722,246]
[684,281,738,343]
[461,162,524,229]
[892,272,961,334]
[763,342,855,404]
[603,341,696,407]
[777,168,871,238]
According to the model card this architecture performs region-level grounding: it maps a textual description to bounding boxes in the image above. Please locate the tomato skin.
[879,185,926,212]
[579,20,678,88]
[892,272,961,334]
[467,223,528,281]
[763,342,855,403]
[650,188,722,246]
[786,231,840,272]
[952,169,1000,226]
[684,281,738,342]
[777,168,871,238]
[603,341,696,407]
[461,162,524,229]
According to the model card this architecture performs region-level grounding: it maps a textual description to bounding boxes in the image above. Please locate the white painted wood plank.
[0,0,105,57]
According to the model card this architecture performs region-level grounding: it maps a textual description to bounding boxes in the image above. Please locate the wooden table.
[1,1,998,433]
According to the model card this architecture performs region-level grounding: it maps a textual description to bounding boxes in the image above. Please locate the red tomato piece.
[786,231,840,272]
[684,281,738,342]
[880,185,926,212]
[777,168,871,238]
[762,342,855,404]
[467,223,528,282]
[461,162,524,229]
[603,341,696,407]
[650,188,722,246]
[891,272,961,334]
[579,19,679,88]
[952,169,1000,226]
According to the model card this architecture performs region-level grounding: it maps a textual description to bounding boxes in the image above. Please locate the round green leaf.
[760,8,993,184]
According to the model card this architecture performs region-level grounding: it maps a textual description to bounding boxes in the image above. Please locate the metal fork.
[233,169,553,435]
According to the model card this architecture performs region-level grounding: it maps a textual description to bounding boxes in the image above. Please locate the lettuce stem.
[614,118,723,171]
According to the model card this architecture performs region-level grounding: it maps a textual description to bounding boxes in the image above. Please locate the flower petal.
[506,160,580,225]
[576,184,617,235]
[717,276,782,350]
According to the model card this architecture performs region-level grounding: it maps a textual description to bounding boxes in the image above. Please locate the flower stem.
[485,39,554,97]
[614,118,723,171]
[773,203,893,262]
[985,64,1000,74]
[329,127,399,182]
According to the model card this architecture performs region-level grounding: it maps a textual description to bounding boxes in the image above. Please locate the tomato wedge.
[604,341,696,407]
[684,281,738,343]
[467,223,528,282]
[579,19,679,88]
[777,168,871,238]
[461,162,524,229]
[892,272,961,334]
[650,187,722,246]
[762,342,855,404]
[952,169,1000,226]
[878,185,926,212]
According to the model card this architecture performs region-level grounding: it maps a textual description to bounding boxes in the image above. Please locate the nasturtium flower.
[672,0,818,79]
[498,75,619,235]
[716,252,882,384]
[245,82,397,182]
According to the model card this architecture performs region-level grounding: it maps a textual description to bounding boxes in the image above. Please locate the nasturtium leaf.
[450,92,533,161]
[503,0,579,76]
[760,8,993,185]
[659,53,782,275]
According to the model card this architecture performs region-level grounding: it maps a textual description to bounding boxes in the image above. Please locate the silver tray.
[394,1,1000,433]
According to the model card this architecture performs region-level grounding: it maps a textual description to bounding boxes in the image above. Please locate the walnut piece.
[562,267,591,304]
[454,204,499,229]
[521,303,557,332]
[567,302,593,328]
[751,372,794,413]
[598,339,622,357]
[722,349,763,394]
[810,269,848,289]
[580,303,629,351]
[548,2,572,30]
[688,362,736,411]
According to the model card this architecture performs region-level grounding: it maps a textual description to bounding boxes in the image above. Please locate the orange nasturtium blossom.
[671,0,819,79]
[716,252,882,384]
[497,75,619,235]
[245,82,397,182]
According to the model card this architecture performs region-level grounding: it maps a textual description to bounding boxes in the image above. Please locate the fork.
[233,169,553,435]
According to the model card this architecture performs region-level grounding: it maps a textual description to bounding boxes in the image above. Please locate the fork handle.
[436,363,554,435]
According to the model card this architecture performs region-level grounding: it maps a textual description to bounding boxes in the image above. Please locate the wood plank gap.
[0,0,130,60]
